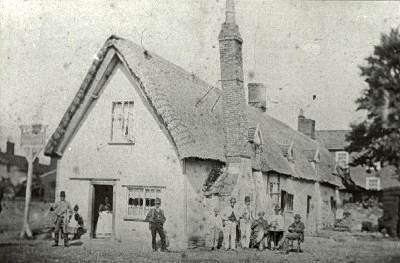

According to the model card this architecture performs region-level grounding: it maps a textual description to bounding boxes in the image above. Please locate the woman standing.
[96,197,112,238]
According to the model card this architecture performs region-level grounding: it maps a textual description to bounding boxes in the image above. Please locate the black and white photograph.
[1,0,400,262]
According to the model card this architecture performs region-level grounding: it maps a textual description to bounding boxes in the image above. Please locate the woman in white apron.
[96,197,112,238]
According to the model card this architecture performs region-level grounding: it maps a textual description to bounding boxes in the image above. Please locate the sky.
[1,0,400,162]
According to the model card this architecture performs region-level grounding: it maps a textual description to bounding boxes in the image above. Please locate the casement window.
[281,191,294,212]
[269,176,281,205]
[286,193,294,212]
[335,151,349,168]
[366,177,381,190]
[111,101,134,143]
[330,196,337,211]
[126,186,164,220]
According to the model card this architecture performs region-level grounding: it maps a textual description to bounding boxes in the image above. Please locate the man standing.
[145,198,168,252]
[210,207,223,250]
[239,196,254,249]
[222,197,240,250]
[50,191,72,247]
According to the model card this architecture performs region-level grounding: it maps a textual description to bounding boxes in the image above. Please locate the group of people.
[50,191,304,253]
[210,196,305,253]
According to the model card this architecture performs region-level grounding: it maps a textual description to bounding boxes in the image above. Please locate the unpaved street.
[1,230,400,263]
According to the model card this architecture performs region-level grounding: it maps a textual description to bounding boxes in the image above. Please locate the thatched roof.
[45,36,340,187]
[315,130,350,150]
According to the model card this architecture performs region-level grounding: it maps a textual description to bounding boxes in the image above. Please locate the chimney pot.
[6,141,15,155]
[297,110,316,139]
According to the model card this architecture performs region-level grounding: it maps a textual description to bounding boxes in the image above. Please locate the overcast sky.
[1,0,400,161]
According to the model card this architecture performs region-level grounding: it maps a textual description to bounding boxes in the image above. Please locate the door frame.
[88,180,117,239]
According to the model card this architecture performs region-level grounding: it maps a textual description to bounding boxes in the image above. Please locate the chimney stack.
[6,141,15,155]
[219,0,249,159]
[297,109,316,139]
[248,83,267,112]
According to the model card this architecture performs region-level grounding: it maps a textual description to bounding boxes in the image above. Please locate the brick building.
[45,0,341,249]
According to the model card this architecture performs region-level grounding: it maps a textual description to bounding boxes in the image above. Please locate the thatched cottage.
[44,0,342,249]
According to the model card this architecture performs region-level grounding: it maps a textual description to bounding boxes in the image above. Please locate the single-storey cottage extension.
[45,0,342,249]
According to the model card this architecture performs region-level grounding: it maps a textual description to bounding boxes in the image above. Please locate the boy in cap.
[239,196,254,249]
[71,205,86,240]
[268,205,285,249]
[145,197,167,252]
[221,197,240,250]
[210,207,223,250]
[50,191,72,247]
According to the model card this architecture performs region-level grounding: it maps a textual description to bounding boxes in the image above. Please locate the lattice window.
[335,151,349,168]
[126,186,163,220]
[366,177,380,190]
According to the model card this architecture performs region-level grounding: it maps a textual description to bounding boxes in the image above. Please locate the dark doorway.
[92,184,113,238]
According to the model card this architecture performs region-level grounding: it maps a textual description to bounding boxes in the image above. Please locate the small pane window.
[126,186,164,220]
[335,151,349,168]
[366,177,380,190]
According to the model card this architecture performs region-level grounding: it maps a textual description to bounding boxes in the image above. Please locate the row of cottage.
[44,0,348,250]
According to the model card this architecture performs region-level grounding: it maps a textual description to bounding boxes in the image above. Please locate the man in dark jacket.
[277,214,305,253]
[145,198,167,252]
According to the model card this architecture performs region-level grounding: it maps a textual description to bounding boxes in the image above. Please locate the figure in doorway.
[96,196,113,238]
[145,197,168,252]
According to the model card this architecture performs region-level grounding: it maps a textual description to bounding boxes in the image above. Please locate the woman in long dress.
[96,197,112,238]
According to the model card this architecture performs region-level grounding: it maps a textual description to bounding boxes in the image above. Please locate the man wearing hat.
[50,190,72,247]
[277,213,305,253]
[221,197,240,250]
[145,197,167,252]
[239,196,254,249]
[210,207,223,250]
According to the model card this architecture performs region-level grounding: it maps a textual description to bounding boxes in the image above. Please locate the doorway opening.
[92,184,113,238]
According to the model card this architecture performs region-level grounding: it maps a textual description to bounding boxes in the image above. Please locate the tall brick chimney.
[297,109,316,139]
[219,0,249,160]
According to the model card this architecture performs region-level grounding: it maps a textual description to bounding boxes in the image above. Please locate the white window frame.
[125,185,165,220]
[110,101,135,144]
[366,177,381,190]
[335,151,349,168]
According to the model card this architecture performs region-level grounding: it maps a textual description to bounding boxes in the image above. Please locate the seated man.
[249,211,269,250]
[277,214,305,253]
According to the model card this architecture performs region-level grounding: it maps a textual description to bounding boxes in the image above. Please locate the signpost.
[19,124,47,238]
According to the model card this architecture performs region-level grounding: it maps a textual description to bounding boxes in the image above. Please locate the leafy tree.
[346,28,400,174]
